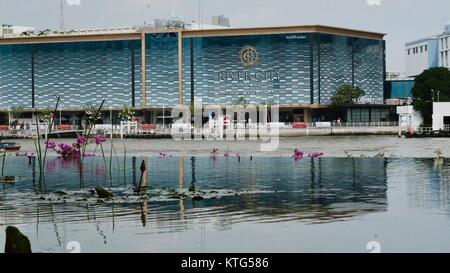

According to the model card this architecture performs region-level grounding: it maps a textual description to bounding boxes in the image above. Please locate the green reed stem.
[109,138,113,182]
[100,143,107,170]
[123,143,127,186]
[1,151,6,177]
[34,115,43,175]
[42,96,60,168]
[80,99,105,168]
[112,144,120,172]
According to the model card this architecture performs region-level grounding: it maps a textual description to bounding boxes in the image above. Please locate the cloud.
[366,0,382,6]
[66,0,81,6]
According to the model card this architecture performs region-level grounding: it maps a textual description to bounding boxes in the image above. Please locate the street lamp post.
[7,107,11,131]
[109,107,113,139]
[162,106,165,132]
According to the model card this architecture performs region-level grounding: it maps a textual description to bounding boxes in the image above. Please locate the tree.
[331,84,365,105]
[412,67,450,126]
[38,108,53,123]
[232,96,249,107]
[118,105,136,122]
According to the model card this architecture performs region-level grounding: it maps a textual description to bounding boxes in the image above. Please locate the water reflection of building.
[146,157,388,229]
[0,156,389,238]
[397,158,450,212]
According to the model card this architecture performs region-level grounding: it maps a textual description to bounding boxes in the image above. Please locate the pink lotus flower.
[94,135,106,145]
[55,143,80,158]
[308,152,324,158]
[76,135,87,145]
[58,143,73,152]
[45,140,56,150]
[292,149,304,160]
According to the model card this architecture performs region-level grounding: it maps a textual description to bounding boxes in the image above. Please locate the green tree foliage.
[331,84,365,105]
[412,67,450,126]
[118,105,136,121]
[232,96,249,106]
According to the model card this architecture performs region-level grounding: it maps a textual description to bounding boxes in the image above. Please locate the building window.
[445,51,448,67]
[360,109,370,122]
[446,37,449,49]
[380,109,390,122]
[371,109,381,122]
[408,49,410,55]
[420,46,423,53]
[425,45,427,52]
[351,109,361,122]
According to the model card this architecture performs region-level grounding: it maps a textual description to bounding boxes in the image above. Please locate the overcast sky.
[1,0,449,72]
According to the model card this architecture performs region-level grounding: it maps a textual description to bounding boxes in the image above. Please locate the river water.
[0,154,449,252]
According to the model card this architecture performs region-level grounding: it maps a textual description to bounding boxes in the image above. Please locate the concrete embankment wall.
[268,127,399,137]
[136,127,400,138]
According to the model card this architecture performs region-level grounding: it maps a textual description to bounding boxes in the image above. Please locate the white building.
[405,36,439,77]
[405,22,450,77]
[432,102,450,131]
[438,32,450,69]
[212,15,230,27]
[0,24,35,37]
[397,105,423,130]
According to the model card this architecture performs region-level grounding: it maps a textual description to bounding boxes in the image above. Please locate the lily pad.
[95,187,113,198]
[192,195,204,201]
[0,176,20,184]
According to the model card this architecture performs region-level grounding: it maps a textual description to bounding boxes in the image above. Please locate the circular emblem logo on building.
[240,46,259,68]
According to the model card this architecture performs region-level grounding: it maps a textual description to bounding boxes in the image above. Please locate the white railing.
[3,26,140,38]
[414,127,433,134]
[25,122,49,138]
[120,121,138,138]
[327,121,399,128]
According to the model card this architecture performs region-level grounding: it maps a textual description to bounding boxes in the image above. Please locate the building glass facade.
[0,44,33,108]
[183,33,311,105]
[182,32,385,106]
[0,40,141,110]
[146,33,179,107]
[384,80,414,99]
[0,26,387,124]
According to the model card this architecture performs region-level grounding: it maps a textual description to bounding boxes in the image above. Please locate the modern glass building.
[384,80,414,99]
[0,25,391,125]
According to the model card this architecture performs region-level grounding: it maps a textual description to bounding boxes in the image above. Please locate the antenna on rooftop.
[198,0,203,29]
[60,0,64,31]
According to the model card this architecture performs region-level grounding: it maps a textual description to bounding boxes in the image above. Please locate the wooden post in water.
[142,159,148,189]
[137,159,148,193]
[138,159,149,225]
